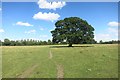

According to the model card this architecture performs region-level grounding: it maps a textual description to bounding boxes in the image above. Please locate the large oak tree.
[51,17,95,47]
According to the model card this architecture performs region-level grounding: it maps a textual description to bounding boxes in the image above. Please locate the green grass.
[2,44,118,78]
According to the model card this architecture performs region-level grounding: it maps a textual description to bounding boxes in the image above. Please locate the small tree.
[4,38,11,46]
[47,39,52,45]
[99,40,103,44]
[51,17,95,47]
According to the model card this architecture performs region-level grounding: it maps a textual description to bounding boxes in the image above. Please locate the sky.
[0,0,119,42]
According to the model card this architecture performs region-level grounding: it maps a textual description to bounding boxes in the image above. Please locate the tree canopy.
[51,17,95,47]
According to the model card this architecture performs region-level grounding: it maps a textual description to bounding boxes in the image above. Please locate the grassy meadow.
[2,44,118,78]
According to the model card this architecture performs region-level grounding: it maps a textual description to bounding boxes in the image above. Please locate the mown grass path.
[49,49,64,79]
[17,64,38,78]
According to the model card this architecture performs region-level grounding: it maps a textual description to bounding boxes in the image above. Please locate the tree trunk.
[68,43,72,47]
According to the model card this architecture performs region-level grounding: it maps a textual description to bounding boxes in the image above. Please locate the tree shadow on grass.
[50,45,94,48]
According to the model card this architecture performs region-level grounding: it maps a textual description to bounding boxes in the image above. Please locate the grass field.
[2,44,118,78]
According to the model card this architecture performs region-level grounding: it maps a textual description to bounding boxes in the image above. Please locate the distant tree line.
[99,40,120,44]
[0,38,119,46]
[0,39,52,46]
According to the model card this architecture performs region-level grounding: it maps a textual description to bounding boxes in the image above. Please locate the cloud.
[39,35,48,38]
[108,27,118,33]
[16,21,33,27]
[39,35,50,41]
[40,28,44,31]
[38,26,45,31]
[0,28,4,33]
[95,21,120,42]
[25,30,36,34]
[33,12,60,22]
[38,0,66,10]
[0,8,1,11]
[95,27,118,42]
[95,33,111,42]
[108,21,120,27]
